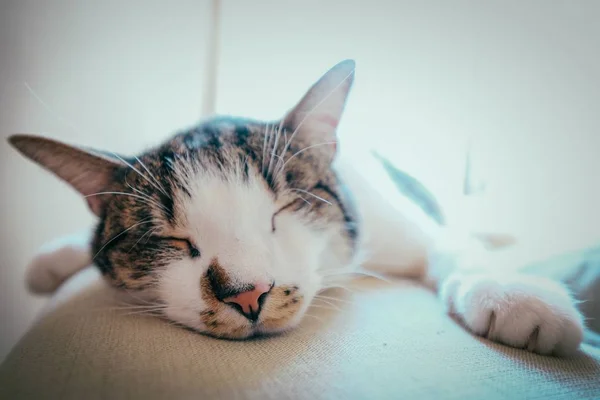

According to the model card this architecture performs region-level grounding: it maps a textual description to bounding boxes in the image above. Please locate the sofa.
[1,244,600,400]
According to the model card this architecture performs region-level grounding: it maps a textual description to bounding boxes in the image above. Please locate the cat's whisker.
[302,313,325,323]
[269,153,286,181]
[125,181,170,213]
[276,141,337,177]
[214,155,227,174]
[143,230,156,245]
[274,123,288,174]
[24,81,81,134]
[241,155,250,176]
[125,181,153,201]
[319,283,363,294]
[84,191,167,213]
[323,268,396,285]
[267,122,281,179]
[175,152,190,167]
[108,151,170,198]
[288,188,332,205]
[319,270,363,280]
[308,303,339,312]
[121,309,166,317]
[129,227,158,253]
[267,123,275,175]
[92,217,154,260]
[105,304,168,311]
[297,195,311,206]
[84,190,153,202]
[320,279,356,291]
[113,298,163,307]
[355,270,395,284]
[312,297,343,311]
[314,294,353,305]
[113,304,166,309]
[89,304,164,314]
[109,301,192,316]
[261,123,271,175]
[133,155,169,196]
[122,290,162,306]
[320,272,362,284]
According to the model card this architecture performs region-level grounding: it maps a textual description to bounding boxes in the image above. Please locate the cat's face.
[10,60,359,339]
[91,116,359,338]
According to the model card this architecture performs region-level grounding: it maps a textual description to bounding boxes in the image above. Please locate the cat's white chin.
[161,299,311,340]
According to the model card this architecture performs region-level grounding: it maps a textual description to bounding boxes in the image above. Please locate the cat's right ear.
[8,134,122,217]
[282,59,355,160]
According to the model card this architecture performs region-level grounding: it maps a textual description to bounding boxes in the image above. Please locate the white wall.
[0,0,212,361]
[458,1,600,255]
[215,0,600,256]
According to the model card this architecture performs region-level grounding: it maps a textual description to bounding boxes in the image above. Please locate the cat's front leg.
[439,271,585,356]
[339,155,585,356]
[27,228,93,294]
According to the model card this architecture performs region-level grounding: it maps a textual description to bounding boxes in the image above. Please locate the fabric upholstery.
[1,266,599,400]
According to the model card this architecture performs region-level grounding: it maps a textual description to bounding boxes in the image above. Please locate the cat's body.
[11,60,585,356]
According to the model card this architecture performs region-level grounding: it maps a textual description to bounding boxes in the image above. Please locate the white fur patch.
[440,272,584,355]
[27,229,92,294]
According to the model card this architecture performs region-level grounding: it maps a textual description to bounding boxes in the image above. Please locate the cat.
[9,59,585,356]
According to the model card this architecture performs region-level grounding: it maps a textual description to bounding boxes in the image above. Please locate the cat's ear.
[282,59,355,157]
[8,134,122,217]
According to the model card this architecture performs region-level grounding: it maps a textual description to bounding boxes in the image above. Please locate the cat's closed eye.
[271,198,306,233]
[271,202,292,233]
[159,237,200,258]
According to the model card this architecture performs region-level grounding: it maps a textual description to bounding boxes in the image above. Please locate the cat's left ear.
[8,134,123,217]
[282,59,355,158]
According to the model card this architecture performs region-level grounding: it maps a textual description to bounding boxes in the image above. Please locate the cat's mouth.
[194,285,306,339]
[126,280,313,339]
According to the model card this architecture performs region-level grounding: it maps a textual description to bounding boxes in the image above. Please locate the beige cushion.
[1,267,599,400]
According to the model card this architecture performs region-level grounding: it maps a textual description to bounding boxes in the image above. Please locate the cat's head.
[9,60,359,338]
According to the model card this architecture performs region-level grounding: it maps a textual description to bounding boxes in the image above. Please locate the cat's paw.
[440,273,584,356]
[27,232,92,294]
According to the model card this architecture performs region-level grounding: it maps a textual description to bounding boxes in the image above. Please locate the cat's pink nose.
[223,283,271,321]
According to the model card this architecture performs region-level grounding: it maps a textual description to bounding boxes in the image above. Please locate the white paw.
[440,273,584,356]
[27,232,92,294]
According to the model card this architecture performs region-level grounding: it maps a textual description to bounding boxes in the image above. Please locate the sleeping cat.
[9,60,585,356]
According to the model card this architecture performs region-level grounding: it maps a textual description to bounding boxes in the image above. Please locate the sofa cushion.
[1,267,599,400]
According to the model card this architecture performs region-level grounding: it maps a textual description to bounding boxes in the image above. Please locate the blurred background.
[1,0,599,362]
